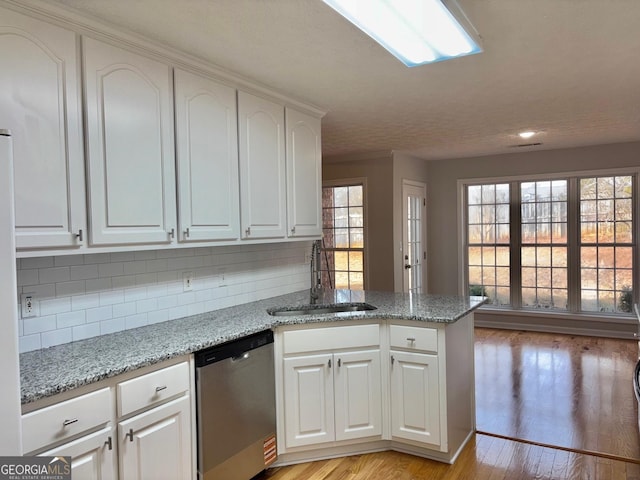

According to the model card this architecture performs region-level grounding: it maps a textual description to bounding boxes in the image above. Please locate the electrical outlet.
[21,293,38,318]
[183,272,194,291]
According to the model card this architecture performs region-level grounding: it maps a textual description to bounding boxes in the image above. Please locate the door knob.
[404,264,412,269]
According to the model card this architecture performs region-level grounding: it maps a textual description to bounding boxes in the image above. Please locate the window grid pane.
[321,184,365,291]
[467,183,510,305]
[580,175,634,313]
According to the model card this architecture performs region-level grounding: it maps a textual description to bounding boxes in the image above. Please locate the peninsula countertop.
[20,289,486,404]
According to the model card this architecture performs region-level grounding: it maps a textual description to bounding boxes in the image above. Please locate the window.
[464,173,636,315]
[321,183,365,290]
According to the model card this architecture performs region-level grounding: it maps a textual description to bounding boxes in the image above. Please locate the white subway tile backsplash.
[16,242,311,352]
[70,264,99,281]
[57,310,86,329]
[71,293,100,311]
[57,281,86,297]
[24,315,57,335]
[17,269,39,287]
[72,322,101,341]
[40,297,71,316]
[41,328,72,348]
[100,317,125,335]
[86,305,113,323]
[113,302,137,318]
[39,267,70,284]
[125,313,148,329]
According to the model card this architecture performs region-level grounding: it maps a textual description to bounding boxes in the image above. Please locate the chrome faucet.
[310,240,322,304]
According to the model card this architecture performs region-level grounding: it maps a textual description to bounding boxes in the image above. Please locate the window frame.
[458,167,639,318]
[321,177,369,290]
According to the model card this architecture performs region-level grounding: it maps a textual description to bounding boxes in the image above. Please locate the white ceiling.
[48,0,640,160]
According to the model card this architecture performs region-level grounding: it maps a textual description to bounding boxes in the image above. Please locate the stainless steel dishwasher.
[195,330,276,480]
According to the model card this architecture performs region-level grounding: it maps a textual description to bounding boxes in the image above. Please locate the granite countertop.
[20,289,486,405]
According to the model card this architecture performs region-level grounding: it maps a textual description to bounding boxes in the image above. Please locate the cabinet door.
[174,69,240,242]
[390,350,441,447]
[238,91,286,239]
[285,108,322,238]
[0,7,85,249]
[118,396,192,480]
[283,353,334,448]
[83,36,176,246]
[42,426,117,480]
[334,350,382,441]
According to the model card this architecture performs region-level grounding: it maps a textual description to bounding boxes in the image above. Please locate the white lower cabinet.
[389,350,440,447]
[23,358,192,480]
[42,426,117,480]
[118,396,192,480]
[283,349,382,449]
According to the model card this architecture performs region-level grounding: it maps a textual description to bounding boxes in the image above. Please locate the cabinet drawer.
[389,325,438,353]
[117,362,189,417]
[283,324,380,354]
[22,387,112,454]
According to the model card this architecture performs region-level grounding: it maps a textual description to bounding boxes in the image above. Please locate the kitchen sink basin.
[267,302,377,316]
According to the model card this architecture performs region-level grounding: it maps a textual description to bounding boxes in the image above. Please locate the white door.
[42,426,117,480]
[333,350,382,441]
[402,181,427,293]
[238,91,286,239]
[118,396,192,480]
[285,108,322,238]
[283,353,334,448]
[174,68,240,242]
[83,37,176,246]
[390,350,440,447]
[0,8,86,249]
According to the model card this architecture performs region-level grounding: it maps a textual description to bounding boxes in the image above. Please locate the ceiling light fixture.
[518,131,536,139]
[322,0,482,67]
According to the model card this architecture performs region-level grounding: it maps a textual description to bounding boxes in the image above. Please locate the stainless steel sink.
[267,302,377,316]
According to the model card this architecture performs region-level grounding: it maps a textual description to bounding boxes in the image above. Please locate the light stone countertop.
[19,289,486,404]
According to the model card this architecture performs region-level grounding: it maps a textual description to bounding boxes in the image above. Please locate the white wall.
[17,242,310,352]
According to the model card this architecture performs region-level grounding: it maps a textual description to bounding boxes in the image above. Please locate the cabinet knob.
[74,230,83,242]
[62,418,78,427]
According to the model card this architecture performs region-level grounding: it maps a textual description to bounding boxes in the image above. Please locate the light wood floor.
[258,328,640,479]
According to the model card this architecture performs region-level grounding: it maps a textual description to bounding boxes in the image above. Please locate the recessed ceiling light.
[322,0,482,67]
[518,131,536,139]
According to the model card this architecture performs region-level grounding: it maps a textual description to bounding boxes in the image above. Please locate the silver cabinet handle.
[183,227,190,238]
[63,418,78,427]
[155,385,167,393]
[391,355,395,365]
[337,358,341,367]
[105,436,113,451]
[126,428,134,442]
[407,337,416,343]
[168,228,175,239]
[74,229,83,242]
[245,227,251,236]
[291,226,296,234]
[328,358,332,368]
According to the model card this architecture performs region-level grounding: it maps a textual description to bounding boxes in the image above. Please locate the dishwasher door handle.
[231,352,250,362]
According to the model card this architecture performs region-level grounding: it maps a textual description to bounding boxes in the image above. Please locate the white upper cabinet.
[0,7,86,250]
[238,91,287,240]
[174,69,240,242]
[83,37,176,246]
[285,108,322,238]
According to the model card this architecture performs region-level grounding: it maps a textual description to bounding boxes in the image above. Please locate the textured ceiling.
[46,0,640,160]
